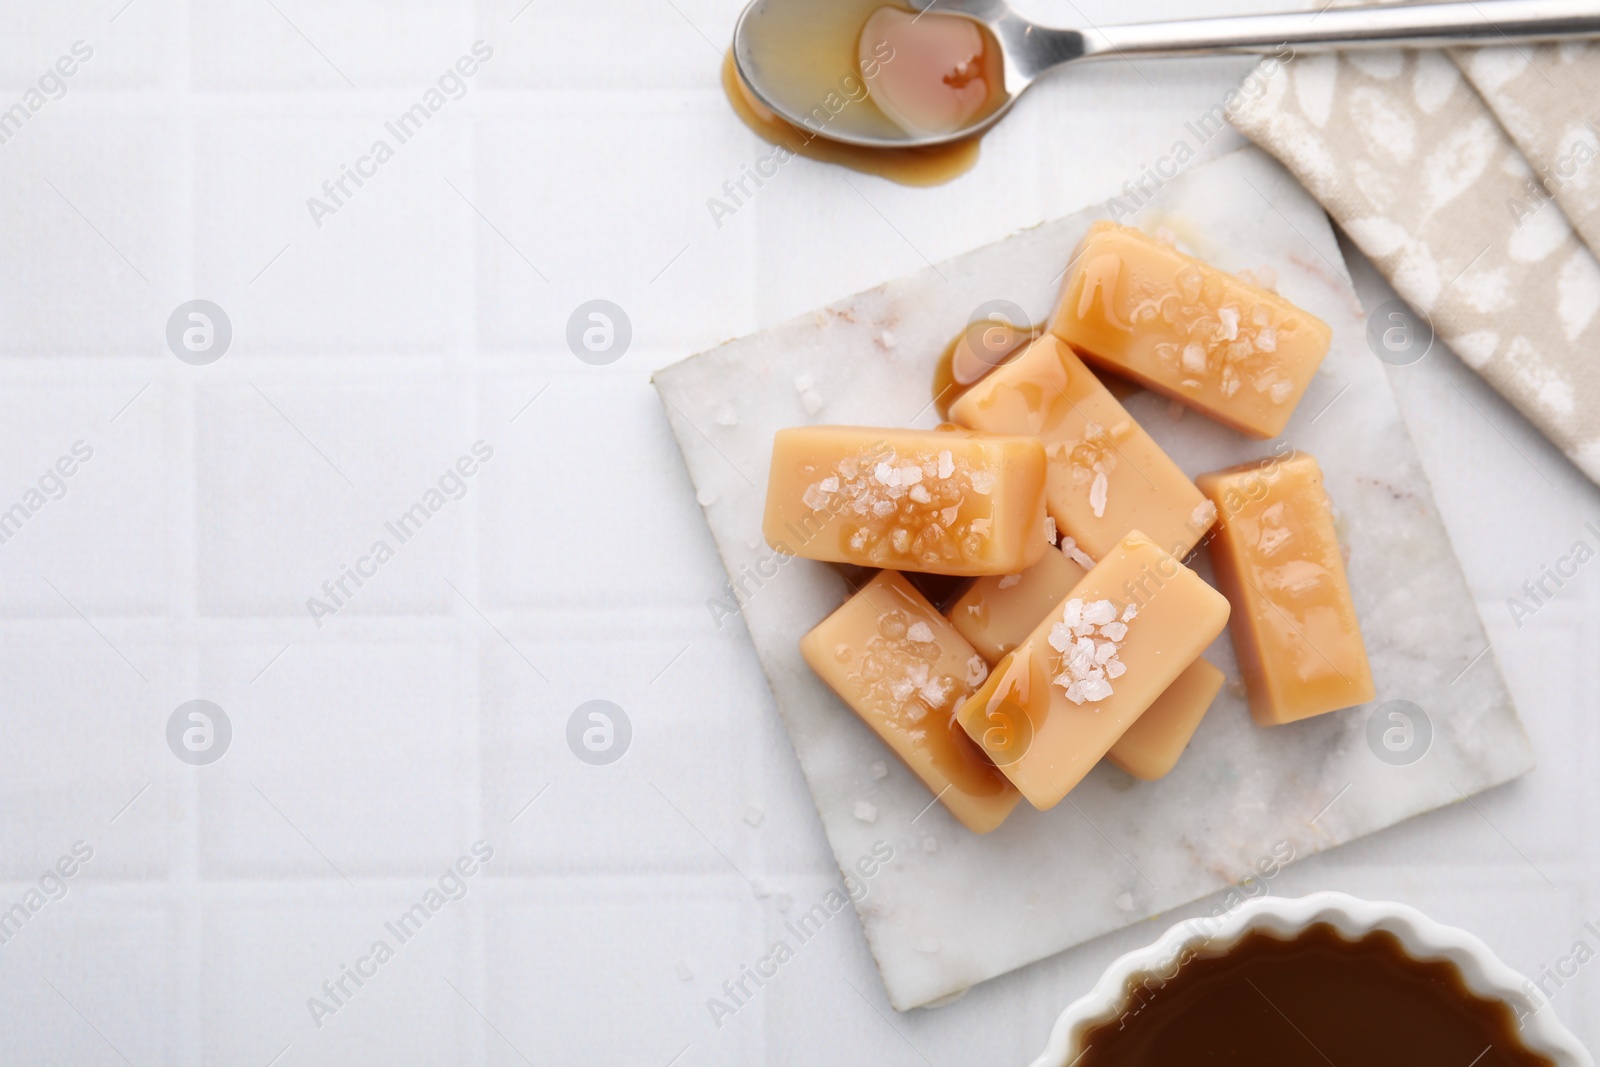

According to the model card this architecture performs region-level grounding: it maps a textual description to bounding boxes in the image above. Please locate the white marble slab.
[652,147,1536,1011]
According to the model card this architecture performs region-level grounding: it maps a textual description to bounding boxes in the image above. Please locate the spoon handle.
[1087,0,1600,59]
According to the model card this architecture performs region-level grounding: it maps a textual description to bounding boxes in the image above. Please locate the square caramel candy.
[764,425,1049,576]
[950,542,1222,781]
[1105,658,1224,780]
[947,334,1213,561]
[955,532,1229,810]
[947,539,1093,663]
[1196,452,1374,725]
[1051,222,1333,439]
[800,571,1022,834]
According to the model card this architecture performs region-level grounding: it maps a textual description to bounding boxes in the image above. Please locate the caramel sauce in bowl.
[1029,893,1592,1067]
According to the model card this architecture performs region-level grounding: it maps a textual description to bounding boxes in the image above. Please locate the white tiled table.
[0,1,1595,1064]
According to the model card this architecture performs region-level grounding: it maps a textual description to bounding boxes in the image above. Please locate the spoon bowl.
[733,0,1600,149]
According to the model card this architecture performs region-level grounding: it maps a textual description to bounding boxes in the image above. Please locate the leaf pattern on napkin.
[1231,48,1600,484]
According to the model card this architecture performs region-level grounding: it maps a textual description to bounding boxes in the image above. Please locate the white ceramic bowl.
[1029,892,1592,1067]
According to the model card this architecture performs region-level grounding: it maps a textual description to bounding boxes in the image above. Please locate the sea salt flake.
[1218,306,1240,341]
[1191,499,1217,529]
[1044,517,1057,544]
[1089,471,1109,518]
[802,485,830,510]
[967,468,997,495]
[696,487,717,506]
[1101,621,1128,642]
[870,760,888,780]
[1269,379,1294,404]
[1062,537,1096,569]
[1079,676,1114,702]
[1083,599,1117,625]
[906,621,934,643]
[1048,622,1075,653]
[1181,343,1208,374]
[871,500,895,518]
[937,450,954,479]
[1095,641,1118,664]
[909,484,932,504]
[874,462,898,486]
[1256,326,1278,352]
[714,405,738,427]
[898,465,923,484]
[998,573,1021,589]
[918,676,953,706]
[819,476,840,492]
[793,374,814,392]
[1106,659,1127,679]
[1061,599,1083,629]
[853,801,878,823]
[1121,604,1138,622]
[1178,267,1203,303]
[800,391,824,415]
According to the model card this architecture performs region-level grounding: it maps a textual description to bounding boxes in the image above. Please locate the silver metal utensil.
[733,0,1600,147]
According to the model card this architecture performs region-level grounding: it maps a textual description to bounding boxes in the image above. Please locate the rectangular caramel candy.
[1196,453,1374,725]
[800,571,1023,833]
[949,335,1214,561]
[947,541,1090,663]
[1105,658,1224,780]
[764,426,1049,576]
[953,543,1221,781]
[955,532,1230,809]
[1051,222,1333,439]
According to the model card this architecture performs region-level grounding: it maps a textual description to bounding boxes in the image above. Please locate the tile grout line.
[457,15,492,1055]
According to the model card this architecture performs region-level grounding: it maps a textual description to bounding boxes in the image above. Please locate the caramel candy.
[800,571,1022,833]
[1196,453,1374,725]
[764,425,1049,576]
[1105,658,1224,780]
[951,544,1222,781]
[1051,222,1333,439]
[956,532,1230,810]
[948,541,1091,663]
[947,335,1213,561]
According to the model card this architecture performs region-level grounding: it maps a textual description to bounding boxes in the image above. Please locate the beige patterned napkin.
[1230,45,1600,483]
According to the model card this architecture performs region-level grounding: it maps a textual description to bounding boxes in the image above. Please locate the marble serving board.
[652,147,1536,1011]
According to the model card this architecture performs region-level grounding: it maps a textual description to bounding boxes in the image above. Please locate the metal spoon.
[733,0,1600,148]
